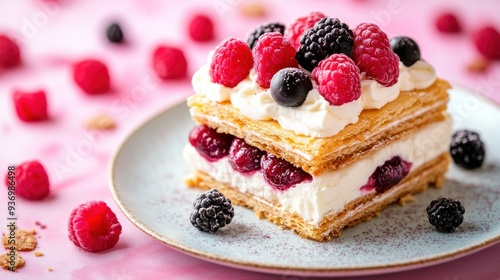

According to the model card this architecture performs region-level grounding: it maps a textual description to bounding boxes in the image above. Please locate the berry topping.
[260,153,312,191]
[353,23,399,86]
[473,26,500,60]
[210,38,253,88]
[190,189,234,233]
[106,23,124,43]
[73,59,110,94]
[188,14,214,42]
[246,22,285,50]
[68,201,122,252]
[435,12,462,34]
[426,197,465,233]
[361,156,412,193]
[152,45,188,80]
[390,36,421,67]
[450,130,485,169]
[12,90,48,122]
[229,138,265,173]
[253,32,298,88]
[285,12,327,49]
[270,67,312,107]
[296,17,354,72]
[189,125,234,161]
[0,34,21,69]
[312,54,361,106]
[5,160,50,200]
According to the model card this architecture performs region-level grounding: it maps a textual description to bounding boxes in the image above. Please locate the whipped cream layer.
[192,60,436,138]
[184,118,452,226]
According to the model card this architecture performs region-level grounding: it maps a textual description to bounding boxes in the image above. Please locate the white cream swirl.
[191,60,437,138]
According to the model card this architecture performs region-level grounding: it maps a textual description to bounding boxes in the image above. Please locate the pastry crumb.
[47,267,53,272]
[86,114,116,130]
[398,194,415,205]
[2,229,37,251]
[34,251,44,257]
[240,2,266,18]
[467,57,490,73]
[0,251,25,271]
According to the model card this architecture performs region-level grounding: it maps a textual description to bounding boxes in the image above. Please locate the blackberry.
[426,197,465,232]
[246,22,285,49]
[270,67,312,107]
[106,23,124,43]
[296,17,354,72]
[190,189,234,233]
[390,36,420,67]
[450,130,485,169]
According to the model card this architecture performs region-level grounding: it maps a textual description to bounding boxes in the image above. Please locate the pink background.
[1,0,499,279]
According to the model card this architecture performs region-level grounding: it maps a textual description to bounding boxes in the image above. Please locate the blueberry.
[106,23,124,43]
[270,68,312,107]
[390,36,420,67]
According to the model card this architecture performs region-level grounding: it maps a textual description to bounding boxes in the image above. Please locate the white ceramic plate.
[109,86,500,277]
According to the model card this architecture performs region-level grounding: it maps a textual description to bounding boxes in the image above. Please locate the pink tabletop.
[1,0,499,279]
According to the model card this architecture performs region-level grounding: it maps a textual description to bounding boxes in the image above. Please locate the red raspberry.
[0,34,21,69]
[285,12,327,49]
[312,54,361,106]
[352,23,399,87]
[73,59,110,94]
[189,125,234,161]
[13,90,48,122]
[473,26,500,60]
[260,153,312,191]
[5,161,50,200]
[152,45,188,80]
[435,12,462,33]
[188,14,214,42]
[253,32,298,88]
[68,201,122,252]
[210,38,253,88]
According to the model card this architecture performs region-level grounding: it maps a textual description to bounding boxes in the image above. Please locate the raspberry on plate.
[246,22,285,50]
[473,26,500,60]
[188,14,214,42]
[12,90,49,122]
[210,38,253,88]
[295,17,354,72]
[312,54,361,106]
[0,34,21,69]
[189,124,234,161]
[73,59,110,94]
[253,32,298,88]
[285,12,326,49]
[435,12,462,34]
[5,160,50,200]
[68,201,122,252]
[352,23,399,87]
[152,45,188,80]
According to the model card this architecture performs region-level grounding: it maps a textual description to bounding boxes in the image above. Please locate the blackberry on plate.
[190,189,234,233]
[106,23,124,43]
[246,22,285,50]
[270,67,312,107]
[295,17,354,72]
[450,130,485,169]
[426,197,465,232]
[390,36,420,67]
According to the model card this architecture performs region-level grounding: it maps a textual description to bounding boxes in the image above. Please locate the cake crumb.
[467,57,490,73]
[2,229,37,251]
[86,114,116,130]
[0,251,25,271]
[398,194,415,205]
[240,2,266,18]
[47,267,53,272]
[34,251,44,257]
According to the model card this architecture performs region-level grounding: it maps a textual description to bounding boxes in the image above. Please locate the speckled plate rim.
[108,85,500,277]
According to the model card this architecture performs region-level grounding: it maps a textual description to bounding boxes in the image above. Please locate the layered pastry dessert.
[184,13,451,241]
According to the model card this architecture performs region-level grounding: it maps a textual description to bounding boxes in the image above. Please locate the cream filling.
[184,118,452,226]
[192,60,437,138]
